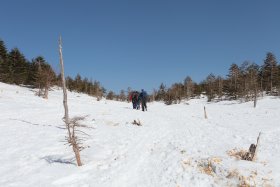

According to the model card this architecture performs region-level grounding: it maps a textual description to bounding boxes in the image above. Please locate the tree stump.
[242,132,261,161]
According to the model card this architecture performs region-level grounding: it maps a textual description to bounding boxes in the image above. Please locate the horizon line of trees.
[98,52,280,104]
[0,38,105,99]
[152,52,280,104]
[1,38,280,103]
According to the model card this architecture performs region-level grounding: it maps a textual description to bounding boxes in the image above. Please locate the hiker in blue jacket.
[139,89,148,111]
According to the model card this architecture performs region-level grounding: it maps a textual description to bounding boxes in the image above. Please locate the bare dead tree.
[184,76,193,100]
[42,67,55,99]
[36,59,43,97]
[204,106,208,119]
[253,87,257,108]
[151,89,157,102]
[215,76,224,99]
[34,57,55,99]
[67,116,91,152]
[59,36,82,166]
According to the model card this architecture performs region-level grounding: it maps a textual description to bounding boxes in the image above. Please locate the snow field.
[0,82,279,186]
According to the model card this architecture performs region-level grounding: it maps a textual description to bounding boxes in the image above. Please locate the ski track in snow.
[0,82,279,187]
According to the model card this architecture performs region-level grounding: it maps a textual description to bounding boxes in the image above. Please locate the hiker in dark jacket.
[136,94,141,110]
[139,89,147,111]
[129,91,139,109]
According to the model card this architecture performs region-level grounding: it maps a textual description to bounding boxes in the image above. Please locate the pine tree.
[0,39,8,82]
[82,77,89,93]
[227,63,240,99]
[119,89,126,101]
[66,76,75,91]
[0,39,8,62]
[27,56,56,97]
[155,83,166,101]
[236,61,260,101]
[26,59,38,86]
[184,76,193,100]
[74,74,83,92]
[247,63,259,99]
[106,91,115,100]
[92,80,103,100]
[205,73,216,102]
[262,52,278,94]
[41,63,56,99]
[216,75,224,99]
[277,64,280,95]
[239,61,251,99]
[8,48,29,84]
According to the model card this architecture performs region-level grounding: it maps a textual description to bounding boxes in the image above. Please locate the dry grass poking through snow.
[197,157,222,176]
[226,169,257,187]
[227,148,249,160]
[181,156,274,187]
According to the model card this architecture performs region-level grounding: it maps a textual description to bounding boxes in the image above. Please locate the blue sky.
[1,0,280,93]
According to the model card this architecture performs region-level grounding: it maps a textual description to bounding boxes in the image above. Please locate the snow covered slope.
[0,82,279,186]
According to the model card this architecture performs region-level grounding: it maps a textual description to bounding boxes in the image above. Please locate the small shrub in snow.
[227,148,248,160]
[198,159,216,176]
[132,119,141,126]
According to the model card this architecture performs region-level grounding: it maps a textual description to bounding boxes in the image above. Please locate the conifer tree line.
[1,38,280,103]
[65,74,106,99]
[153,52,280,104]
[0,39,105,98]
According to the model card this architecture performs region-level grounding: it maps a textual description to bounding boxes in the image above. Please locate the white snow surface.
[0,82,279,187]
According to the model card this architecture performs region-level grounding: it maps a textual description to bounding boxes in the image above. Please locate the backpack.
[142,91,147,98]
[139,91,147,100]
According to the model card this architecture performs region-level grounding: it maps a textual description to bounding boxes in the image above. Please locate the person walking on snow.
[129,91,139,109]
[139,89,148,111]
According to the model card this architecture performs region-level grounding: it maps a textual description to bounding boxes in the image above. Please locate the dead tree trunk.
[44,83,49,99]
[243,132,261,161]
[253,88,257,108]
[59,36,82,166]
[204,106,208,119]
[37,60,42,97]
[43,68,52,99]
[252,132,261,161]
